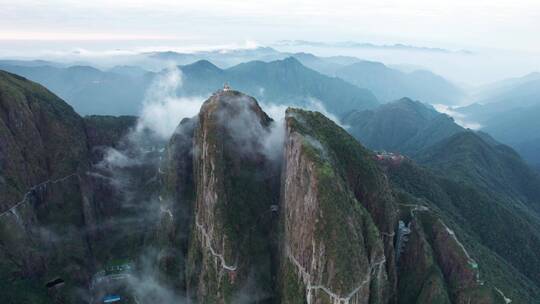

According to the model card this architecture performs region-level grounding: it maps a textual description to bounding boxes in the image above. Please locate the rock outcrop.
[396,204,502,304]
[0,70,93,302]
[186,90,280,303]
[279,109,395,304]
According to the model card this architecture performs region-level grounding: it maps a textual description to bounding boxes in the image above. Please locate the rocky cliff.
[279,109,394,304]
[0,71,94,302]
[186,90,280,303]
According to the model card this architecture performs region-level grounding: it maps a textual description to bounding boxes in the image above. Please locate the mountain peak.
[181,59,222,73]
[201,89,272,128]
[272,56,304,69]
[395,97,416,104]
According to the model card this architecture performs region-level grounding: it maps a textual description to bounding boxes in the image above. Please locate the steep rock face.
[396,203,500,304]
[0,173,91,303]
[164,117,197,204]
[0,71,89,208]
[0,72,148,303]
[0,71,93,302]
[396,211,451,304]
[280,109,397,304]
[157,117,197,291]
[186,90,280,303]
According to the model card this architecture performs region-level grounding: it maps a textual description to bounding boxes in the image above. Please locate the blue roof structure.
[103,295,121,303]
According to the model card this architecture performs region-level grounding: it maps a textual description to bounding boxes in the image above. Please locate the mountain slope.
[457,77,540,125]
[480,104,540,166]
[280,108,509,303]
[0,72,160,303]
[0,64,153,115]
[404,131,540,295]
[416,131,540,213]
[0,70,89,207]
[343,98,463,154]
[455,75,540,166]
[387,159,540,303]
[335,61,465,104]
[386,158,540,303]
[472,72,540,103]
[280,108,398,303]
[0,71,93,303]
[179,57,379,114]
[185,90,280,302]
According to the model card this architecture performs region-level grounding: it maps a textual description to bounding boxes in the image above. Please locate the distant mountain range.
[0,63,154,115]
[148,48,467,105]
[456,72,540,166]
[145,46,286,68]
[342,98,464,154]
[334,61,465,104]
[0,47,464,118]
[177,57,378,113]
[274,40,473,54]
[0,57,380,116]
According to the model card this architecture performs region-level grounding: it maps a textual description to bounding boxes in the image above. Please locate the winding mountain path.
[0,173,79,219]
[397,203,512,302]
[195,217,237,271]
[287,246,386,304]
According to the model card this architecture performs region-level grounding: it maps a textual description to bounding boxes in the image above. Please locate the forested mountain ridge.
[343,98,464,154]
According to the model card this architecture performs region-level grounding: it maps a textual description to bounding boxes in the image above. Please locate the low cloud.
[215,96,285,163]
[126,249,189,304]
[100,148,142,168]
[136,66,204,140]
[306,97,348,128]
[433,104,482,130]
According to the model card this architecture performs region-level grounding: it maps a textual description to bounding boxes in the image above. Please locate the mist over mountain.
[147,48,467,106]
[335,61,465,105]
[146,46,286,68]
[455,73,540,166]
[2,0,540,302]
[1,67,539,303]
[178,57,378,114]
[471,72,540,103]
[0,46,469,118]
[0,63,154,115]
[274,40,472,54]
[0,56,381,116]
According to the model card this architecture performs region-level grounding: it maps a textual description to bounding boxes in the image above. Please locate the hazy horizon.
[1,0,539,86]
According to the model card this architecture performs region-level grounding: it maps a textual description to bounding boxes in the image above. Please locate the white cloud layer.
[433,104,482,130]
[136,67,204,139]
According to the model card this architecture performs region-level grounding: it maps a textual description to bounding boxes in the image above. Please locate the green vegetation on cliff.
[281,108,394,303]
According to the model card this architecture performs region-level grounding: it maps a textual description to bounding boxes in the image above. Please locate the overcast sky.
[1,0,539,52]
[0,0,538,85]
